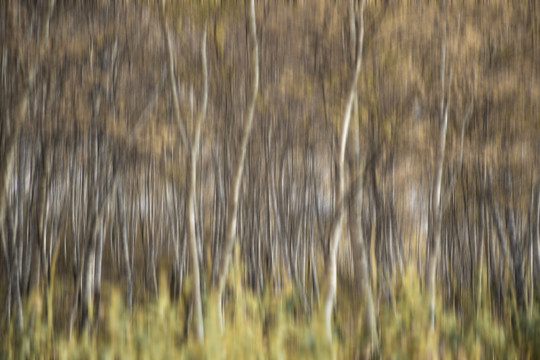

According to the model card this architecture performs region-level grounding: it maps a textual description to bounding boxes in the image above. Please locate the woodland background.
[1,0,540,358]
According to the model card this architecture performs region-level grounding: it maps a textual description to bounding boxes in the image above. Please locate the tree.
[0,0,56,332]
[213,0,259,322]
[158,0,209,341]
[426,11,451,329]
[323,0,365,342]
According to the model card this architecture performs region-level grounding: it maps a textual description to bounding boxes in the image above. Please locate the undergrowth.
[2,265,540,359]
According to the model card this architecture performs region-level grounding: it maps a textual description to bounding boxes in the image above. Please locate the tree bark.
[214,0,259,316]
[534,184,540,288]
[117,185,133,313]
[426,19,450,329]
[348,99,378,351]
[0,0,55,333]
[158,2,208,340]
[323,0,365,342]
[0,0,55,269]
[184,30,208,342]
[504,170,525,308]
[69,165,118,338]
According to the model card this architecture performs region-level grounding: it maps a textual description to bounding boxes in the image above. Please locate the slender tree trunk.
[348,99,378,351]
[504,170,525,308]
[426,19,450,329]
[93,223,105,330]
[117,185,133,313]
[69,167,118,337]
[214,0,259,314]
[0,0,55,328]
[80,219,97,334]
[6,213,24,332]
[0,0,55,269]
[534,184,540,287]
[32,142,51,294]
[159,2,208,339]
[184,30,208,342]
[322,0,365,341]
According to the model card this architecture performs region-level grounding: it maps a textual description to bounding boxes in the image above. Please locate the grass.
[1,263,540,359]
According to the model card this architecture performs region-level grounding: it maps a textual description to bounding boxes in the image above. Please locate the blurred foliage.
[2,264,539,359]
[1,0,540,358]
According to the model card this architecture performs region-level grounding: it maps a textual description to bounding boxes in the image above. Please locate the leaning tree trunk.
[159,1,208,340]
[184,31,208,342]
[214,0,259,317]
[348,98,378,351]
[323,0,365,342]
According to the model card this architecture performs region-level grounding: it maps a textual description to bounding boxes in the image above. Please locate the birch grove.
[1,1,540,356]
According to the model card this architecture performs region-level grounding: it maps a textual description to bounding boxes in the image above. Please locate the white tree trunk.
[427,21,450,328]
[159,2,208,340]
[185,30,208,342]
[349,100,379,352]
[214,0,259,315]
[0,0,55,333]
[323,0,365,342]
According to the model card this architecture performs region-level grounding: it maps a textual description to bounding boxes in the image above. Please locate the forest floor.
[2,262,540,359]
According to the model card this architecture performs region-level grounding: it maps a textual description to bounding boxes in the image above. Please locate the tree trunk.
[504,170,525,308]
[69,165,118,338]
[348,100,379,352]
[117,185,133,313]
[214,0,259,316]
[0,0,55,257]
[534,184,540,288]
[323,0,365,341]
[185,38,208,338]
[426,20,450,329]
[159,3,208,339]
